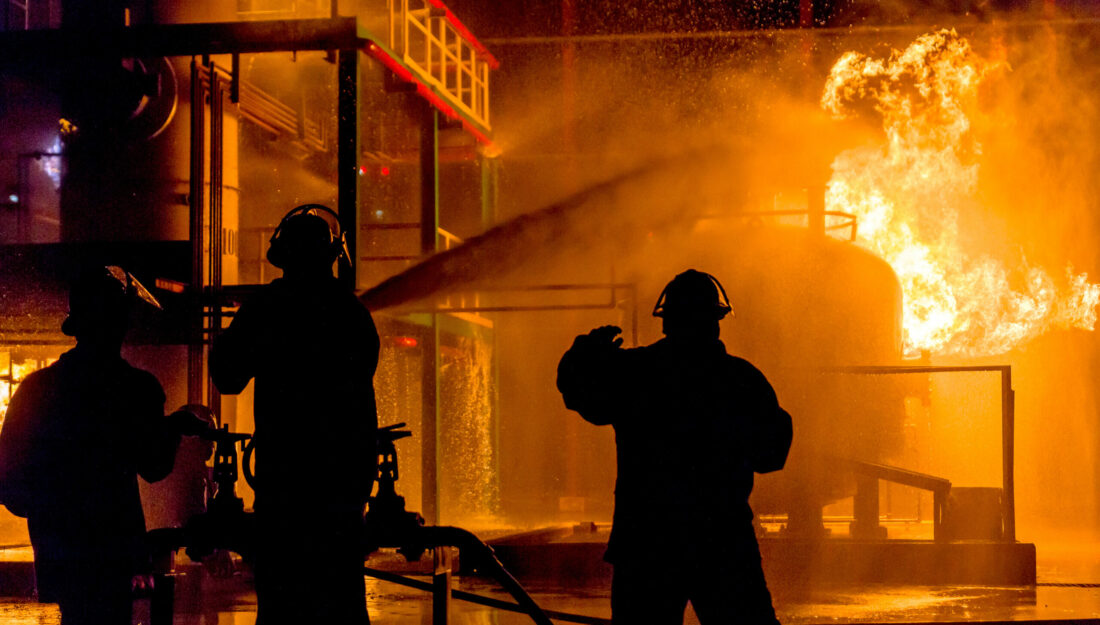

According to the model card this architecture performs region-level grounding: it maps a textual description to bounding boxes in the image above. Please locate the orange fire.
[821,29,1100,357]
[0,359,50,424]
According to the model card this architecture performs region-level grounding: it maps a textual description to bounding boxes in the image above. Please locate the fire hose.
[361,565,612,625]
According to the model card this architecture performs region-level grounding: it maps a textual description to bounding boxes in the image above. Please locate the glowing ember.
[821,29,1100,357]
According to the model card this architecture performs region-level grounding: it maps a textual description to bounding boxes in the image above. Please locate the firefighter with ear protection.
[210,205,380,625]
[557,269,793,625]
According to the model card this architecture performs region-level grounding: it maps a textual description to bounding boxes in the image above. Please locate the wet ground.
[0,543,1097,624]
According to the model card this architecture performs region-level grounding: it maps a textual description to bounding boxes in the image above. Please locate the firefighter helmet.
[266,204,348,270]
[61,266,162,337]
[652,269,732,321]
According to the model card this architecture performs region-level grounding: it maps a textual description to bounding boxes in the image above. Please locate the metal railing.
[738,208,859,241]
[387,0,492,129]
[828,364,1017,542]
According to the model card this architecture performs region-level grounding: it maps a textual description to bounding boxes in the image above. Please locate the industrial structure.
[3,1,1087,617]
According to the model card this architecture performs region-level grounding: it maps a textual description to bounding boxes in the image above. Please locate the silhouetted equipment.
[147,412,256,565]
[362,423,554,625]
[651,268,732,320]
[147,418,554,625]
[364,422,423,560]
[265,203,350,270]
[942,487,1004,541]
[840,458,952,541]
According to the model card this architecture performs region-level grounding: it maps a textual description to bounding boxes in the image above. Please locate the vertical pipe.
[337,49,360,291]
[421,105,440,523]
[432,546,454,625]
[207,67,223,419]
[1002,367,1016,542]
[188,59,206,406]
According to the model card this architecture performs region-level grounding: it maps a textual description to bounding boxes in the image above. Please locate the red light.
[392,336,418,348]
[358,166,367,176]
[154,278,187,294]
[380,166,390,176]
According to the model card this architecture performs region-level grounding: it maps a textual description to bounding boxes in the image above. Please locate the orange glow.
[392,336,419,348]
[0,357,53,424]
[821,30,1100,357]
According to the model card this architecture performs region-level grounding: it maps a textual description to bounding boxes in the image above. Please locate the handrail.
[737,209,859,241]
[387,0,492,128]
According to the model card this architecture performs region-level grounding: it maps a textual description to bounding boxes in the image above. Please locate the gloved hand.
[167,409,216,437]
[573,325,624,351]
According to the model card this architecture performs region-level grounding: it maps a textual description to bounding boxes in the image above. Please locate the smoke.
[967,21,1100,540]
[370,19,1100,548]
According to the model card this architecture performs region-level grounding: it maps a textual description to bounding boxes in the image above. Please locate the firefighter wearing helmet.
[0,266,190,625]
[210,205,379,625]
[557,269,792,625]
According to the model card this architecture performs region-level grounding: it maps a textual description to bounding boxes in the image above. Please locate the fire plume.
[821,30,1100,357]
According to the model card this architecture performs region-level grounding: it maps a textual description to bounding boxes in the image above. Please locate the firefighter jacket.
[557,334,792,564]
[0,346,178,600]
[210,275,380,510]
[210,275,379,625]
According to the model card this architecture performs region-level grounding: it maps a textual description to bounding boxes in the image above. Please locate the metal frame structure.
[387,0,494,128]
[832,364,1017,543]
[0,17,497,522]
[0,16,493,141]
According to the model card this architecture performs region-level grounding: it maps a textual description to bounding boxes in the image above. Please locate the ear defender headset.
[266,203,351,270]
[652,269,734,320]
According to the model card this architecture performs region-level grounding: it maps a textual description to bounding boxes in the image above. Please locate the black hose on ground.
[414,525,556,625]
[362,565,611,625]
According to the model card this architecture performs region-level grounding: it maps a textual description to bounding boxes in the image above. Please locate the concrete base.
[489,529,1037,586]
[761,537,1037,586]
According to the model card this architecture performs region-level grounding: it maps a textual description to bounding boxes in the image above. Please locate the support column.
[1002,368,1016,542]
[432,546,455,625]
[187,59,206,406]
[206,66,224,419]
[337,49,360,291]
[420,105,440,524]
[851,473,886,540]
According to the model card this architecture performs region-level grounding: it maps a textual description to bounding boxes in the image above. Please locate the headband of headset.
[267,203,349,269]
[652,270,733,320]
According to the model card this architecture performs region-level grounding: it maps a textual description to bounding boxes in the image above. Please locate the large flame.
[822,30,1100,357]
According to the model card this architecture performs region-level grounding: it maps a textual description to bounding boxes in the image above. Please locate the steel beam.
[0,17,361,63]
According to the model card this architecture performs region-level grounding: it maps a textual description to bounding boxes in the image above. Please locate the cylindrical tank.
[700,223,905,524]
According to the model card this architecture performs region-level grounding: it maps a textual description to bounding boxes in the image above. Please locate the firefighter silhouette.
[557,269,793,625]
[210,204,379,625]
[0,266,186,625]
